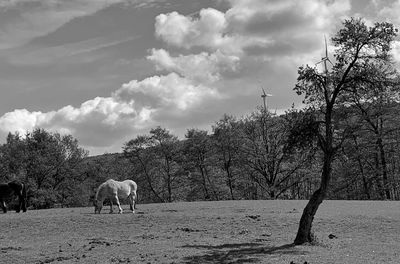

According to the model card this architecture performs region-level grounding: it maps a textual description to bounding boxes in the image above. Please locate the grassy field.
[0,200,399,264]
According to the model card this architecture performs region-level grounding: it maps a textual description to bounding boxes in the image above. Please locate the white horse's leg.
[132,192,136,213]
[115,196,123,214]
[128,195,133,211]
[109,198,114,214]
[128,194,135,213]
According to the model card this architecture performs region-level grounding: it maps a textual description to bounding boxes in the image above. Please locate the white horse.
[94,179,137,214]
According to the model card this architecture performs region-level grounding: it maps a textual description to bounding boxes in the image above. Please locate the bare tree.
[293,18,398,244]
[240,109,315,199]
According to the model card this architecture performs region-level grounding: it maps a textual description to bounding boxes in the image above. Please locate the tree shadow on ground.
[182,242,306,264]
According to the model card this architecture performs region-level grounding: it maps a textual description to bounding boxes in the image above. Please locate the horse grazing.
[94,179,137,214]
[0,181,27,213]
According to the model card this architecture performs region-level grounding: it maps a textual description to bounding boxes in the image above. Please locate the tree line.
[0,102,399,209]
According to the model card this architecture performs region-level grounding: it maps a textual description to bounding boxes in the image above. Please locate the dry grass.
[0,200,399,264]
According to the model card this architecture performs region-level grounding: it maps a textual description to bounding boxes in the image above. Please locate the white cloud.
[0,97,140,146]
[0,71,220,149]
[155,8,236,52]
[225,0,351,33]
[391,41,400,65]
[0,109,53,136]
[114,72,220,111]
[59,97,135,125]
[147,48,239,82]
[377,0,400,25]
[155,0,351,58]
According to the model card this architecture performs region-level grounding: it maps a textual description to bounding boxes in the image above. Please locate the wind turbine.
[315,35,333,75]
[261,87,273,112]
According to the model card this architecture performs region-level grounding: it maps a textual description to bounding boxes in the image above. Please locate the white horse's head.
[93,199,103,214]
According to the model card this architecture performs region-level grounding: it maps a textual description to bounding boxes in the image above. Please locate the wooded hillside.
[1,102,399,209]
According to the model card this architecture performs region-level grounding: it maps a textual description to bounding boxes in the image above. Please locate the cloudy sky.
[0,0,399,155]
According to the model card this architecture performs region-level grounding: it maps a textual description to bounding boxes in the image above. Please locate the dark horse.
[0,181,27,213]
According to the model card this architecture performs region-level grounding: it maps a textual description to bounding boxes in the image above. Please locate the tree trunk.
[205,168,219,201]
[199,166,210,200]
[294,188,324,244]
[224,163,235,200]
[352,136,371,199]
[167,174,172,202]
[227,171,235,200]
[374,152,385,199]
[294,149,333,245]
[356,157,370,199]
[269,187,276,199]
[138,158,164,203]
[377,137,391,199]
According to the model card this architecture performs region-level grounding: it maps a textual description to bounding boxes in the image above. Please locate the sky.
[0,0,399,156]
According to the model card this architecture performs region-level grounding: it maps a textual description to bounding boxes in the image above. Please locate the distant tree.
[24,128,88,208]
[239,108,316,199]
[0,132,27,181]
[124,126,184,202]
[52,134,89,206]
[332,131,373,200]
[123,135,165,202]
[293,18,398,244]
[212,115,241,200]
[346,70,400,199]
[183,128,219,201]
[150,126,184,202]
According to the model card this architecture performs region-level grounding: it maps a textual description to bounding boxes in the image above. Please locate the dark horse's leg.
[0,199,7,213]
[21,197,27,212]
[15,194,22,213]
[20,183,27,212]
[16,195,27,213]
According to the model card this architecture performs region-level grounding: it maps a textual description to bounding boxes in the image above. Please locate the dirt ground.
[0,200,399,264]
